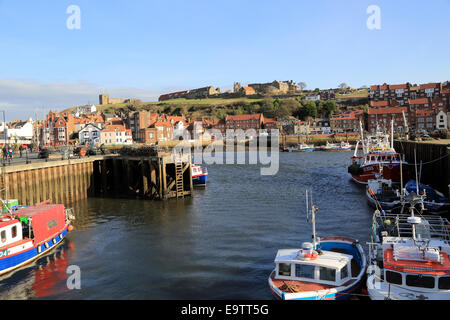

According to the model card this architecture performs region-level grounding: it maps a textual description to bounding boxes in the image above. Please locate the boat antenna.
[414,148,419,195]
[400,155,404,196]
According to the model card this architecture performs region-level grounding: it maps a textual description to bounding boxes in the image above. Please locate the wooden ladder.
[175,156,184,198]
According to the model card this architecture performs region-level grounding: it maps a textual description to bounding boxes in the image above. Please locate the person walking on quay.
[19,145,23,158]
[2,147,7,163]
[8,148,13,162]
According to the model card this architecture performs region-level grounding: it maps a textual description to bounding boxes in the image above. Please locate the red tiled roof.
[390,84,408,90]
[226,114,262,121]
[408,98,429,105]
[420,83,441,90]
[370,85,378,91]
[263,118,277,124]
[368,107,407,115]
[370,100,389,107]
[242,86,256,93]
[102,125,127,132]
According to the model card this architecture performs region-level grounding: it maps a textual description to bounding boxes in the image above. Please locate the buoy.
[68,225,74,232]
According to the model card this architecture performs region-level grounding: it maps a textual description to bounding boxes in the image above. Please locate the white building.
[172,121,186,140]
[79,123,102,146]
[7,118,34,140]
[304,95,321,102]
[436,111,448,130]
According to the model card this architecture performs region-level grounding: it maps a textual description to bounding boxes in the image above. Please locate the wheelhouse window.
[340,264,349,280]
[1,230,5,243]
[438,277,450,290]
[295,264,315,279]
[278,263,291,277]
[406,274,435,289]
[11,226,17,238]
[319,267,336,282]
[386,271,402,285]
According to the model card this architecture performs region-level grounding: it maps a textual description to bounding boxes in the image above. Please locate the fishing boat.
[366,166,403,212]
[366,178,402,212]
[289,143,315,152]
[321,141,351,151]
[268,192,367,300]
[192,165,208,186]
[348,121,409,185]
[404,180,450,214]
[366,192,450,300]
[0,200,74,277]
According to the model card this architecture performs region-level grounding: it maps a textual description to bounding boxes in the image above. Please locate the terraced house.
[330,110,364,133]
[100,124,133,145]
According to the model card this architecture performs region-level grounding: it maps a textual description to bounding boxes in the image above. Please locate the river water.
[0,151,374,300]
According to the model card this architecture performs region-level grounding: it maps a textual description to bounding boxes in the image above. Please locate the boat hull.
[365,189,402,212]
[193,174,208,186]
[0,225,69,276]
[351,163,406,185]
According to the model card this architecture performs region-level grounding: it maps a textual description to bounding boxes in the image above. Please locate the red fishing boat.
[0,200,74,277]
[348,121,409,185]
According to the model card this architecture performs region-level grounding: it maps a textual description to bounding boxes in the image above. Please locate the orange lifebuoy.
[304,252,318,260]
[68,225,74,232]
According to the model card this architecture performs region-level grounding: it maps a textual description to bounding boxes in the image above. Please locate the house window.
[278,263,291,277]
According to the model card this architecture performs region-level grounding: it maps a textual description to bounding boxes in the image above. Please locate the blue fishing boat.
[192,165,208,186]
[0,200,74,276]
[268,193,367,300]
[404,180,450,213]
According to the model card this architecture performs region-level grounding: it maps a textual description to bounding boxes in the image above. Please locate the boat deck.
[270,271,357,294]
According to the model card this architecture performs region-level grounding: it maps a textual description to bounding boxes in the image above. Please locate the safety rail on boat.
[373,211,450,242]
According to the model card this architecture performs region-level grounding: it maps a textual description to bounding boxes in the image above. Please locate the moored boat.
[192,165,208,186]
[268,193,367,300]
[348,121,409,185]
[289,143,315,152]
[321,141,351,152]
[366,178,402,212]
[0,200,74,277]
[366,193,450,300]
[404,180,450,214]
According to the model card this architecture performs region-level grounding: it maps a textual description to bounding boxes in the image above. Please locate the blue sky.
[0,0,449,119]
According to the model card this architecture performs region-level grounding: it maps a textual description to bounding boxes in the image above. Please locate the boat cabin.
[380,240,450,291]
[274,248,354,287]
[0,217,23,250]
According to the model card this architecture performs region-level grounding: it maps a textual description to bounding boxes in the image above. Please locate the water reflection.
[0,241,74,300]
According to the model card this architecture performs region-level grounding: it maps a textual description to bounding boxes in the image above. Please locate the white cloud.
[0,79,169,121]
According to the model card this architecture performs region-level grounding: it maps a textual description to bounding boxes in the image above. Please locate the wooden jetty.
[394,140,450,196]
[0,151,193,206]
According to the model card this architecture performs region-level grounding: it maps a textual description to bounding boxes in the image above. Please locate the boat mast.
[390,117,394,150]
[306,190,318,249]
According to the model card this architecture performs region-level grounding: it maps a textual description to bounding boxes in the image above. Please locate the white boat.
[268,192,367,300]
[288,143,315,152]
[367,192,450,300]
[321,141,351,151]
